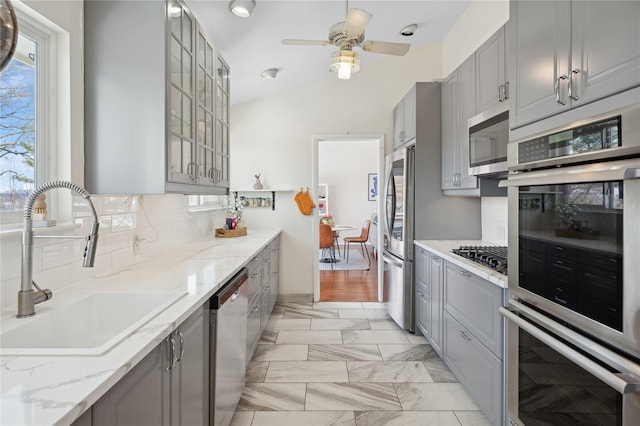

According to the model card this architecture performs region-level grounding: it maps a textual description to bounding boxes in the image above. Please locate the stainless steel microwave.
[468,103,509,176]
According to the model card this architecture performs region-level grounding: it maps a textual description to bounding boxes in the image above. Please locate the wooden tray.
[215,227,247,238]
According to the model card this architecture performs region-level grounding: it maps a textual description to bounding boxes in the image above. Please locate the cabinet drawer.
[546,243,578,262]
[520,237,546,254]
[578,249,622,274]
[415,283,430,339]
[444,311,503,426]
[548,282,577,309]
[444,262,504,358]
[247,267,262,301]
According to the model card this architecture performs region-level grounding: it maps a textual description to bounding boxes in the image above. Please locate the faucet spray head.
[83,221,100,267]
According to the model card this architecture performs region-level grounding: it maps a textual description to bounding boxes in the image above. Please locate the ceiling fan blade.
[343,8,372,37]
[361,40,410,56]
[281,39,332,47]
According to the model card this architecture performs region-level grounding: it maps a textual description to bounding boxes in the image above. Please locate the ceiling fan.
[281,1,411,79]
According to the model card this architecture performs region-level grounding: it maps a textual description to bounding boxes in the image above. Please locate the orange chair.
[319,223,336,269]
[343,220,371,265]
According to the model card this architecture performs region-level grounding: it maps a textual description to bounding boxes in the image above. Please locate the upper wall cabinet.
[441,55,478,194]
[509,0,640,130]
[475,25,509,113]
[84,0,230,195]
[393,85,417,150]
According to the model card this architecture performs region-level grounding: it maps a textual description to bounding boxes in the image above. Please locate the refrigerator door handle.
[383,252,404,268]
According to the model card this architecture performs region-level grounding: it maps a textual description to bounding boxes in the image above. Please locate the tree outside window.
[0,34,36,212]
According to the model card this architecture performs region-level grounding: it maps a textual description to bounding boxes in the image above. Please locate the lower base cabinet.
[443,260,505,426]
[444,311,503,425]
[94,304,208,426]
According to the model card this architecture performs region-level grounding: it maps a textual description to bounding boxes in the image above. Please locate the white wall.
[442,0,509,76]
[319,140,378,243]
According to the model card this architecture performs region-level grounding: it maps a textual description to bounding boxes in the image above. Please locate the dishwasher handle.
[210,268,248,310]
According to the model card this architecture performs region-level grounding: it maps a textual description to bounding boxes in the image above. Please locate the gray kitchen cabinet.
[442,260,505,426]
[428,253,444,357]
[84,0,230,195]
[475,25,508,113]
[246,236,280,362]
[393,85,417,149]
[260,246,271,330]
[444,311,503,426]
[444,261,503,356]
[269,239,280,311]
[441,55,479,194]
[93,304,208,426]
[414,246,430,339]
[413,245,444,357]
[509,0,640,129]
[170,304,209,426]
[93,337,171,426]
[70,408,92,426]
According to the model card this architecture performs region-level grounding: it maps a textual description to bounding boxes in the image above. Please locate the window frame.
[0,7,58,228]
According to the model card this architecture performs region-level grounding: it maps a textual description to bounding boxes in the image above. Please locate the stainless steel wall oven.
[501,103,640,425]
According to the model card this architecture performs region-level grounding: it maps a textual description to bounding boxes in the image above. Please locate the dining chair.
[319,223,336,270]
[343,220,371,266]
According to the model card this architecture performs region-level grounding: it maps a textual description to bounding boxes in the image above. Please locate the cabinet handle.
[503,81,509,100]
[417,290,424,296]
[177,331,185,363]
[459,270,472,278]
[459,330,471,341]
[252,304,259,312]
[251,272,259,278]
[166,335,177,371]
[555,260,564,265]
[554,296,568,305]
[569,69,580,101]
[555,75,568,105]
[498,84,504,102]
[431,256,439,261]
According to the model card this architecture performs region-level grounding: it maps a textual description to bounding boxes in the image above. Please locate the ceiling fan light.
[330,50,360,80]
[229,0,255,17]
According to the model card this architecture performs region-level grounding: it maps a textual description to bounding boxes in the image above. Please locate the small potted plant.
[226,195,245,230]
[321,214,334,227]
[555,202,581,229]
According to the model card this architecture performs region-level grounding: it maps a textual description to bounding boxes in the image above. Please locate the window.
[0,10,57,225]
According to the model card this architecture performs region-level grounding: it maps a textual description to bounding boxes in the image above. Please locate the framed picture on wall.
[368,173,378,201]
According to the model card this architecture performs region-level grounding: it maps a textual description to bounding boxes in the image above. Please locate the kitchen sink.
[0,291,187,356]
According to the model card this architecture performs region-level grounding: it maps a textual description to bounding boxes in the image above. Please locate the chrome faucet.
[18,181,100,318]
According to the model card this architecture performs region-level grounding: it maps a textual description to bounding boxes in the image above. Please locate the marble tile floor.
[231,302,492,426]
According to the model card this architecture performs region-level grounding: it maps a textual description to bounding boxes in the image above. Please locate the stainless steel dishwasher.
[210,269,248,426]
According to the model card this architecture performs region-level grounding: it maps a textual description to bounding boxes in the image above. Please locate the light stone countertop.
[414,240,508,289]
[0,229,280,426]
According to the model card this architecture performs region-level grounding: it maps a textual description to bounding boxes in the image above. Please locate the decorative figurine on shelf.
[253,173,263,190]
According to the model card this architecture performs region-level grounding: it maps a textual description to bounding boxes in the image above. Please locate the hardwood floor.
[319,247,378,302]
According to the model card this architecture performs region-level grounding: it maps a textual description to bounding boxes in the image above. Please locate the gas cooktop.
[451,245,508,276]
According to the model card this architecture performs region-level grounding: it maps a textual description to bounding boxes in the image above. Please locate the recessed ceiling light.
[400,24,418,37]
[260,68,278,79]
[229,0,255,18]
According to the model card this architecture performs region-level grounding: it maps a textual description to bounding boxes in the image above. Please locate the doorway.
[311,134,384,303]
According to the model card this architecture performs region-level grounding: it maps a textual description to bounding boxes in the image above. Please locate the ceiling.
[185,0,471,106]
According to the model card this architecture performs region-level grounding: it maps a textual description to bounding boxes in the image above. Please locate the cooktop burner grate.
[451,245,508,276]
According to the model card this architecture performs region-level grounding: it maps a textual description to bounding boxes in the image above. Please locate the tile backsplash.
[0,194,226,310]
[481,197,508,245]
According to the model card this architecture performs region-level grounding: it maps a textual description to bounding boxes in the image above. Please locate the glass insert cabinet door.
[168,1,196,184]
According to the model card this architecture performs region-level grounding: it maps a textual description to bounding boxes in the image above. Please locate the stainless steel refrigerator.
[382,147,415,330]
[382,82,482,332]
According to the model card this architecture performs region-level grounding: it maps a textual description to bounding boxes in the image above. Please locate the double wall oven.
[501,103,640,425]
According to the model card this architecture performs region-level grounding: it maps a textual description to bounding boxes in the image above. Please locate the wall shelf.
[232,189,292,211]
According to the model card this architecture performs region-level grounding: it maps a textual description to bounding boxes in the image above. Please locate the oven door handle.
[500,306,640,394]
